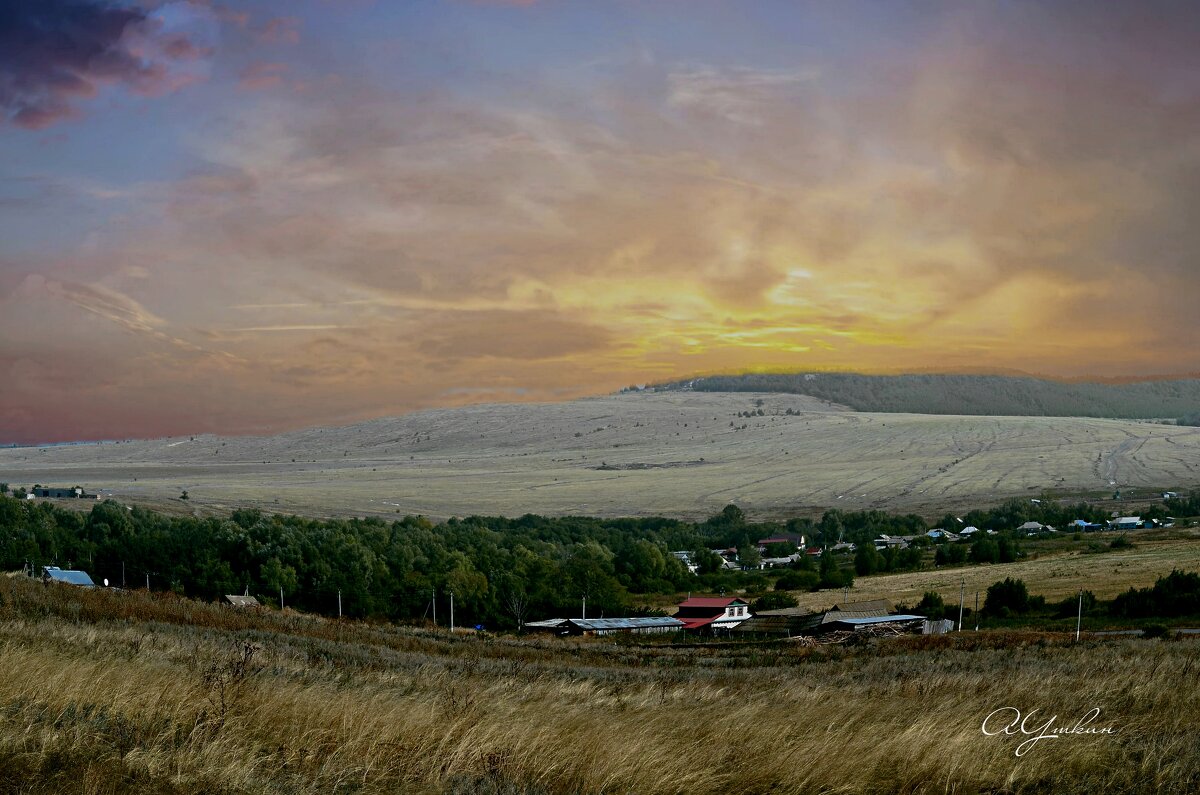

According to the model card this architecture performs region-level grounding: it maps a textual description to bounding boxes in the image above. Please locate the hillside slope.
[2,392,1198,519]
[657,373,1200,419]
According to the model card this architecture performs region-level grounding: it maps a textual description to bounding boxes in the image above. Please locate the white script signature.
[981,707,1117,756]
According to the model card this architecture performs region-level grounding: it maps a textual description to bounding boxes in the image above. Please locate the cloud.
[4,2,1200,442]
[0,0,213,128]
[237,62,288,91]
[258,16,300,45]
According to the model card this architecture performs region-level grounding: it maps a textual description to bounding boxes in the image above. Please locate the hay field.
[3,392,1199,519]
[2,575,1198,795]
[783,533,1200,615]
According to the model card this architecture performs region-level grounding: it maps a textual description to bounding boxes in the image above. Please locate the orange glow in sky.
[2,1,1199,443]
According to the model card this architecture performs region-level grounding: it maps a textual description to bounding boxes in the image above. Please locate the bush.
[983,578,1030,617]
[1142,623,1170,639]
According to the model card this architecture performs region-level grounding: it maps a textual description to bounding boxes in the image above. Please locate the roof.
[732,613,825,636]
[43,567,95,587]
[1114,516,1142,524]
[829,614,925,626]
[676,597,746,609]
[1018,521,1045,530]
[225,594,261,607]
[676,615,720,630]
[524,618,570,629]
[570,617,684,631]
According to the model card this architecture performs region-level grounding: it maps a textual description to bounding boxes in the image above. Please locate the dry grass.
[781,532,1200,614]
[0,576,1198,794]
[2,392,1198,520]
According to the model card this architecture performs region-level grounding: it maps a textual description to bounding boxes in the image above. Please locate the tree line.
[0,491,1190,628]
[657,373,1200,419]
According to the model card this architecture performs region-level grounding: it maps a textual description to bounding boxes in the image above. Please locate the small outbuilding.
[523,617,683,636]
[42,566,96,587]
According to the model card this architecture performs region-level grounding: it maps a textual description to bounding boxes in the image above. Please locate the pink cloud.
[238,62,289,92]
[259,16,302,45]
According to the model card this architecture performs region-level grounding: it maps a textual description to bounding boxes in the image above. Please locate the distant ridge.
[654,373,1200,420]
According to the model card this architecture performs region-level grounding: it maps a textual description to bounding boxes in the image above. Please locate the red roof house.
[673,597,751,632]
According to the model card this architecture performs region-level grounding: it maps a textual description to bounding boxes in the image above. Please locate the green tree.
[818,551,852,589]
[775,569,819,591]
[969,537,1000,564]
[260,557,298,605]
[753,591,798,611]
[692,548,724,575]
[737,544,762,569]
[983,577,1030,617]
[913,591,946,619]
[854,545,881,575]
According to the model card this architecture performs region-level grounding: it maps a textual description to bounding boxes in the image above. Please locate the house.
[761,553,802,568]
[673,597,751,632]
[1018,521,1053,534]
[959,526,982,536]
[1071,519,1105,531]
[523,617,683,636]
[670,551,700,574]
[874,534,911,550]
[225,594,262,608]
[32,486,96,499]
[926,529,960,541]
[41,566,95,587]
[1111,516,1143,531]
[757,534,805,552]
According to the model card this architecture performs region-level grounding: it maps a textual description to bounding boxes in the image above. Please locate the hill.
[2,392,1198,519]
[656,373,1200,419]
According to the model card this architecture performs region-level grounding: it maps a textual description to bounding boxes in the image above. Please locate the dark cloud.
[0,0,207,128]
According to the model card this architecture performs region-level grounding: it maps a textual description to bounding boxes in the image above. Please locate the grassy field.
[779,531,1200,616]
[0,574,1197,794]
[3,392,1198,520]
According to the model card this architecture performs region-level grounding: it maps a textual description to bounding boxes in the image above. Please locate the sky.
[2,0,1200,443]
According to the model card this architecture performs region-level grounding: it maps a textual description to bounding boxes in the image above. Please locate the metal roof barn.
[42,567,95,587]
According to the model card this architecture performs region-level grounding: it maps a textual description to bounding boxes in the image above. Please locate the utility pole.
[1076,589,1083,641]
[121,561,126,589]
[432,588,436,626]
[280,586,284,611]
[974,591,980,631]
[338,589,343,618]
[582,594,587,620]
[145,572,150,591]
[449,590,455,632]
[957,578,965,631]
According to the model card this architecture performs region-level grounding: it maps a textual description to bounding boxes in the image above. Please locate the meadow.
[1,574,1198,795]
[2,392,1199,521]
[778,531,1200,616]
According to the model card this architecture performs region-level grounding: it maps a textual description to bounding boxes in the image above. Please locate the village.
[18,488,1183,646]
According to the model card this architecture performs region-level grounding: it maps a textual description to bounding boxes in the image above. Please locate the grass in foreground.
[1,576,1198,794]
